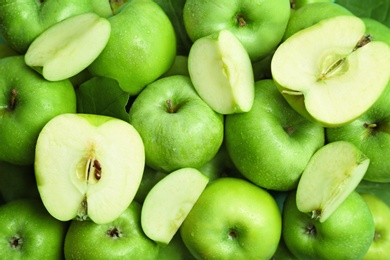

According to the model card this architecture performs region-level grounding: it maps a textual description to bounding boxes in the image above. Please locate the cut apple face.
[271,15,390,127]
[34,113,145,224]
[296,141,370,223]
[188,29,255,114]
[25,12,111,82]
[141,168,209,245]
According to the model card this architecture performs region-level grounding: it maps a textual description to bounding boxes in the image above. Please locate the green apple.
[157,232,195,260]
[0,43,18,59]
[290,0,335,10]
[183,0,290,62]
[0,56,77,165]
[360,193,390,260]
[88,0,176,95]
[363,17,390,46]
[34,113,145,224]
[134,166,167,204]
[357,180,390,207]
[91,0,113,18]
[283,190,375,260]
[272,15,390,127]
[0,0,96,53]
[0,199,69,259]
[283,2,353,40]
[326,82,390,182]
[25,12,111,82]
[0,161,40,202]
[141,168,209,245]
[64,200,160,259]
[161,55,189,78]
[128,75,224,173]
[188,29,255,114]
[225,80,324,191]
[180,177,282,259]
[296,141,369,222]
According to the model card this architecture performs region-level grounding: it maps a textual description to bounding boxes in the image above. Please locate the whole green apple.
[64,201,160,259]
[326,82,390,182]
[0,56,77,165]
[0,0,96,53]
[157,232,195,260]
[88,0,176,95]
[0,199,69,259]
[129,75,224,173]
[225,80,324,191]
[360,193,390,260]
[291,0,335,10]
[180,177,282,259]
[283,190,375,260]
[183,0,290,62]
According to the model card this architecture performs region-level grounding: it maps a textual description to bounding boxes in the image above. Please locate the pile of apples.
[1,0,390,259]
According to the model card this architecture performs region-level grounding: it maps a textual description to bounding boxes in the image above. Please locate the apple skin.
[88,0,176,95]
[129,75,224,173]
[291,0,334,10]
[0,199,69,259]
[225,79,324,191]
[363,17,390,46]
[282,190,375,260]
[183,0,291,62]
[283,2,353,40]
[0,56,77,165]
[325,82,390,182]
[180,177,282,259]
[0,0,95,53]
[64,201,160,259]
[360,193,390,260]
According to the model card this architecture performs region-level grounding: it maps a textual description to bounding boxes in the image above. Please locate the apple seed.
[93,159,102,180]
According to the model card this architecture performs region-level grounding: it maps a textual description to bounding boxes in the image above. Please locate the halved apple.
[34,113,145,224]
[188,29,255,114]
[296,141,370,222]
[271,15,390,127]
[141,168,209,245]
[25,12,111,81]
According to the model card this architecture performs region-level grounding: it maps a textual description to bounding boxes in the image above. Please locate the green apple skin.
[180,177,282,260]
[90,0,113,17]
[64,201,159,259]
[0,161,40,202]
[0,199,69,259]
[157,232,195,260]
[291,0,334,10]
[129,75,224,173]
[283,2,353,40]
[88,0,176,95]
[282,190,375,260]
[360,193,390,260]
[0,56,77,165]
[183,0,291,62]
[225,80,325,191]
[325,82,390,182]
[0,44,18,59]
[133,166,167,204]
[357,180,390,207]
[0,0,95,53]
[363,17,390,46]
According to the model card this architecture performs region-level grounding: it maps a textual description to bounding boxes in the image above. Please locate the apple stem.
[166,99,175,113]
[363,123,377,128]
[353,34,372,51]
[9,89,17,110]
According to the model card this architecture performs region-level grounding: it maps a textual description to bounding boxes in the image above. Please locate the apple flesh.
[141,167,209,245]
[25,12,111,82]
[272,15,390,127]
[188,29,255,114]
[34,113,145,224]
[296,141,370,222]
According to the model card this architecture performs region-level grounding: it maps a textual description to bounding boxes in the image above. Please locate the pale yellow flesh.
[25,12,111,81]
[35,114,145,224]
[271,15,390,126]
[141,168,209,245]
[188,29,255,114]
[296,141,369,222]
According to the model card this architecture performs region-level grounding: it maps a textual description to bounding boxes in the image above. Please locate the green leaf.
[76,76,130,121]
[335,0,390,28]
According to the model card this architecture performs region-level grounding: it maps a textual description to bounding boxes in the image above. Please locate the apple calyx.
[305,224,317,236]
[10,236,23,249]
[228,228,239,240]
[107,227,123,239]
[236,15,247,27]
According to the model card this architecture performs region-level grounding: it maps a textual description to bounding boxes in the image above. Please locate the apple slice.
[296,141,370,223]
[188,29,255,114]
[271,15,390,127]
[34,113,145,224]
[141,167,209,245]
[25,12,111,82]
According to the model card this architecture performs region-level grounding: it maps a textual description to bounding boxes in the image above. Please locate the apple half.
[34,113,145,224]
[271,15,390,127]
[141,168,209,245]
[296,141,370,222]
[25,12,111,81]
[188,29,255,114]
